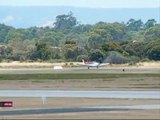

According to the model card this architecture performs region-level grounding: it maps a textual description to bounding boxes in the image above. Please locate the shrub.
[106,51,129,64]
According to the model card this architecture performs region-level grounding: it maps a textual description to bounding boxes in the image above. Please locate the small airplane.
[82,59,100,69]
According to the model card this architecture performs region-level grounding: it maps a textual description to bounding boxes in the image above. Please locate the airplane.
[82,59,100,69]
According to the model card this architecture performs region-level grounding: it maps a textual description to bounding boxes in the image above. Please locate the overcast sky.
[0,0,160,8]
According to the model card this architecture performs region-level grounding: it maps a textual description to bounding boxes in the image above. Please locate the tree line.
[0,12,160,63]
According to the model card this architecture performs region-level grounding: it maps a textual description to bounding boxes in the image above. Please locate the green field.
[0,73,160,80]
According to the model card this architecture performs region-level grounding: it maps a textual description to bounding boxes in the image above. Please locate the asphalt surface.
[1,104,160,116]
[0,67,160,74]
[0,90,160,99]
[0,107,130,116]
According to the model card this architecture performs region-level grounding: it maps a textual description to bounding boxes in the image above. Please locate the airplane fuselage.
[84,61,100,69]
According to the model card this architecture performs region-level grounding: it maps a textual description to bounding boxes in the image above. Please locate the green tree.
[0,45,13,60]
[145,41,160,60]
[144,19,157,29]
[147,45,160,60]
[54,12,77,31]
[0,24,13,43]
[88,49,105,63]
[88,33,104,49]
[127,19,143,31]
[72,24,92,34]
[6,28,28,43]
[123,31,145,41]
[49,47,62,59]
[39,31,59,46]
[106,51,129,64]
[101,41,124,53]
[123,41,145,58]
[62,40,87,61]
[31,42,51,60]
[144,25,160,41]
[8,40,35,61]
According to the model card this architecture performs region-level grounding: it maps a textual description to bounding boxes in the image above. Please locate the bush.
[140,58,150,62]
[129,56,140,63]
[106,51,129,64]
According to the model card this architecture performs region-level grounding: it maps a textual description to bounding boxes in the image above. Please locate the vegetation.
[0,12,160,63]
[0,73,159,80]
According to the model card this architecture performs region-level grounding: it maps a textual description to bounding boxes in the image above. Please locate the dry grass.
[0,61,64,68]
[0,61,160,68]
[138,61,160,68]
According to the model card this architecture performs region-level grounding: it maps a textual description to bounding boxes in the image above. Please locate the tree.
[88,33,104,49]
[5,28,28,43]
[0,45,12,60]
[144,25,160,41]
[123,41,145,58]
[145,41,160,60]
[72,24,92,34]
[123,31,145,41]
[49,47,62,59]
[1,16,160,62]
[144,19,157,29]
[31,42,51,60]
[39,31,59,46]
[101,42,124,53]
[92,22,126,41]
[110,22,126,41]
[62,42,87,61]
[127,19,143,31]
[106,51,129,64]
[54,12,77,31]
[0,24,13,43]
[88,49,105,63]
[147,45,160,60]
[8,40,35,61]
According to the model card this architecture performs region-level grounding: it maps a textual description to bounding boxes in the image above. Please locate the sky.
[0,0,160,8]
[0,0,159,28]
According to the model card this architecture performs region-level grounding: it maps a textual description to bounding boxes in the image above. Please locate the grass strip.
[0,73,159,80]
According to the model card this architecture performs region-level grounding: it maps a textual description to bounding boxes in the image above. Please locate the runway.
[0,67,160,74]
[0,90,159,99]
[0,105,160,116]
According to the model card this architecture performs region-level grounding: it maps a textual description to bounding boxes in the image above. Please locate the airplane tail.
[82,59,85,64]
